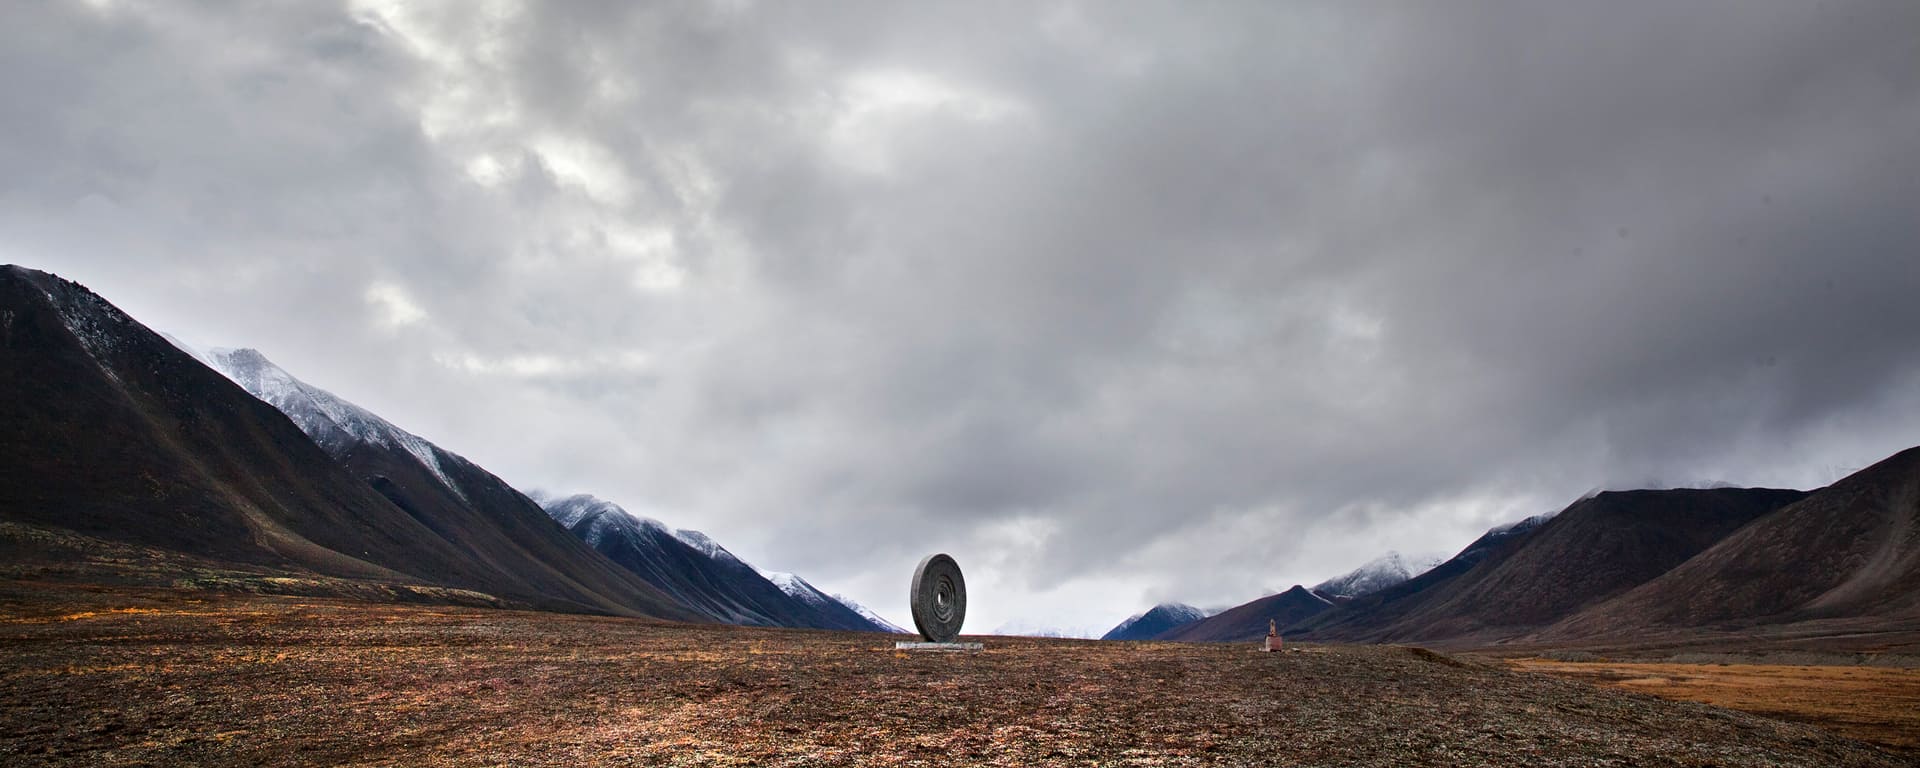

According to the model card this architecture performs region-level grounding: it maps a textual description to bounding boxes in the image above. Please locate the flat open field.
[2,584,1913,767]
[1510,659,1920,758]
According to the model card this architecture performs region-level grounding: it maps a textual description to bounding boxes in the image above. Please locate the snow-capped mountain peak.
[542,499,755,576]
[1311,550,1446,600]
[755,569,909,634]
[833,593,908,634]
[670,528,747,567]
[538,493,904,634]
[203,347,466,500]
[1488,510,1560,536]
[761,571,830,608]
[1099,602,1211,641]
[538,494,683,550]
[1107,602,1207,637]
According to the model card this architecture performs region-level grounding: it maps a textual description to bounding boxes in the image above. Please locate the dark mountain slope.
[1,265,453,580]
[203,349,695,621]
[1292,489,1804,644]
[1157,586,1333,643]
[0,265,691,619]
[1543,447,1920,641]
[1101,603,1207,641]
[1286,513,1553,642]
[543,494,890,632]
[1395,488,1805,643]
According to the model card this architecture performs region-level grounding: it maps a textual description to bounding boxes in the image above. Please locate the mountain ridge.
[540,494,893,632]
[1539,449,1920,642]
[200,345,698,620]
[1101,602,1208,641]
[0,265,688,620]
[1311,550,1445,600]
[1284,489,1805,645]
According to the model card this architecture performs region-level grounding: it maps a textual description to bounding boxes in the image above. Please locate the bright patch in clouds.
[435,349,653,380]
[827,69,1029,175]
[530,135,635,207]
[364,282,427,329]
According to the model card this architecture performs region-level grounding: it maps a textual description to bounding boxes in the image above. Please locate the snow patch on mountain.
[762,571,830,608]
[835,594,908,634]
[757,569,908,633]
[543,493,899,633]
[541,494,678,550]
[543,498,762,584]
[670,528,746,567]
[1488,510,1560,536]
[1311,551,1447,599]
[1166,603,1210,623]
[204,347,468,501]
[546,495,766,588]
[1106,602,1208,639]
[38,278,137,382]
[159,332,211,365]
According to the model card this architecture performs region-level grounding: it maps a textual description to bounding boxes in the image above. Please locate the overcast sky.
[6,1,1919,634]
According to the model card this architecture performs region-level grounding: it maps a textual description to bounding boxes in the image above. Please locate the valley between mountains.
[5,263,1919,765]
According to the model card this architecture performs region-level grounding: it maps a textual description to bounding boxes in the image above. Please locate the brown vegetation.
[1510,658,1920,758]
[3,583,1913,767]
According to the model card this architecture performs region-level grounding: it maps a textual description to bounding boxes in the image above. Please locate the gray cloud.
[5,1,1918,631]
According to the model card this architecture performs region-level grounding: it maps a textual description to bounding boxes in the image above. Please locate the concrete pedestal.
[895,641,984,651]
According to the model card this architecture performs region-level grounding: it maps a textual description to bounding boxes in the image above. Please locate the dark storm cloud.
[5,0,1918,629]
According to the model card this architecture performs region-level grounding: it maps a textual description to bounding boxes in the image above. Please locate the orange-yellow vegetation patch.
[38,607,179,623]
[1510,659,1920,754]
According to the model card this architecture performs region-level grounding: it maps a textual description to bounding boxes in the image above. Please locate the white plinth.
[895,641,984,651]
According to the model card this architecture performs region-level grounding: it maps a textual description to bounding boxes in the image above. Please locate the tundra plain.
[3,584,1914,767]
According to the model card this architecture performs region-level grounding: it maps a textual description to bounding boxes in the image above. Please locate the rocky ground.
[2,583,1913,767]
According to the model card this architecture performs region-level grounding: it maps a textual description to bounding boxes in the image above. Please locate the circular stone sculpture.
[909,553,967,643]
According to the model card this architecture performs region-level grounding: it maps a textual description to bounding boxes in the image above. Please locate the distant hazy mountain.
[1156,586,1334,643]
[1311,551,1446,600]
[1541,448,1920,642]
[1101,603,1209,641]
[0,265,689,620]
[990,619,1105,639]
[541,494,894,632]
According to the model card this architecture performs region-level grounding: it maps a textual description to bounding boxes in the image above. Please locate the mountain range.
[1133,474,1918,650]
[9,264,1919,652]
[1536,447,1920,644]
[1,265,687,616]
[0,265,889,632]
[1101,516,1565,644]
